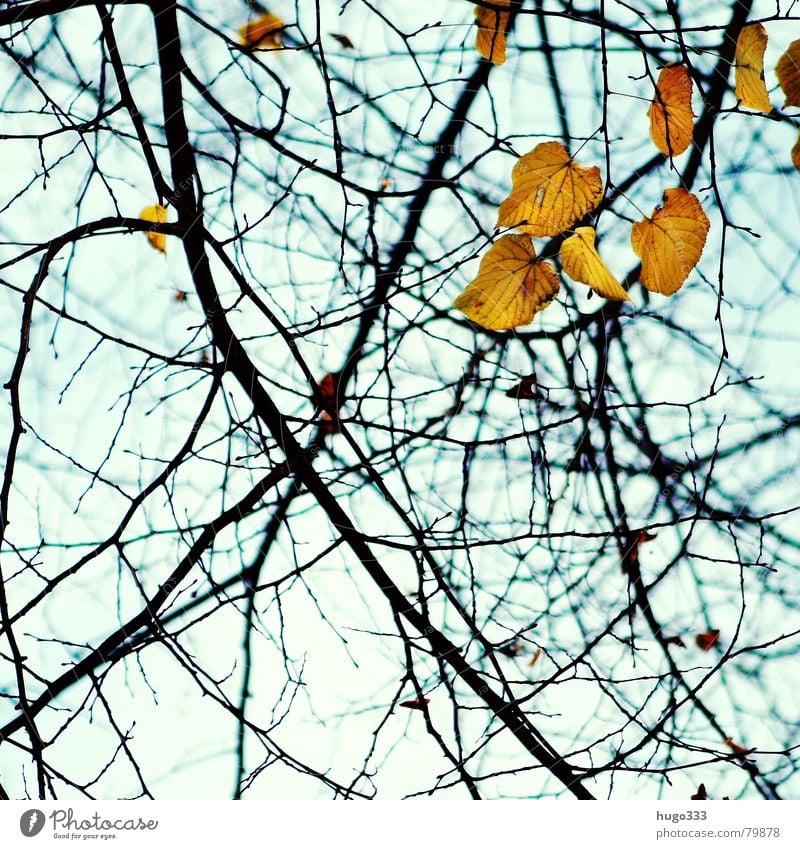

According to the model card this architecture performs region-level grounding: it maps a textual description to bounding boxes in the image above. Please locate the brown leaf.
[331,33,354,49]
[695,629,720,651]
[317,372,341,434]
[505,375,541,400]
[664,635,687,648]
[621,529,657,574]
[529,647,543,668]
[691,783,708,800]
[400,698,430,710]
[725,738,749,756]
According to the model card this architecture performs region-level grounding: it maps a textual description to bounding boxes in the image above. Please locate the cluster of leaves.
[453,15,800,333]
[452,140,709,330]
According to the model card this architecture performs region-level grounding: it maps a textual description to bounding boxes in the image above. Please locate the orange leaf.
[560,227,630,301]
[139,204,168,255]
[529,647,543,668]
[695,629,720,651]
[792,131,800,174]
[735,23,772,113]
[725,738,749,756]
[631,188,710,296]
[497,141,603,238]
[453,234,560,330]
[400,698,429,711]
[776,39,800,107]
[475,0,510,66]
[239,12,284,50]
[648,65,694,157]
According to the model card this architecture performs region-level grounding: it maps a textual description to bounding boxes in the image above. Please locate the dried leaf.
[776,39,800,107]
[529,647,543,668]
[497,141,603,238]
[735,23,772,113]
[505,375,541,400]
[725,738,749,756]
[631,188,710,296]
[691,783,708,800]
[317,372,341,434]
[695,629,720,651]
[497,640,524,657]
[453,234,560,330]
[792,134,800,171]
[560,227,630,301]
[664,635,687,648]
[239,11,284,50]
[400,698,430,711]
[139,204,168,255]
[793,131,800,174]
[331,33,354,49]
[648,65,695,157]
[475,0,510,66]
[621,529,657,574]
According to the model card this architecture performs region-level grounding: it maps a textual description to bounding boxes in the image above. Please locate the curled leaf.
[648,65,694,157]
[691,783,708,800]
[529,647,543,668]
[331,33,354,49]
[560,227,630,301]
[776,39,800,107]
[725,738,750,756]
[792,131,800,174]
[505,374,542,400]
[475,0,510,66]
[454,234,560,330]
[735,23,772,113]
[317,372,341,434]
[695,629,720,651]
[631,188,710,296]
[139,204,168,255]
[496,141,603,238]
[400,698,430,711]
[239,11,284,50]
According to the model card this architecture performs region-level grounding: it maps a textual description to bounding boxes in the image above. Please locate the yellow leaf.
[496,141,603,238]
[735,23,772,113]
[474,0,510,66]
[453,234,560,330]
[139,204,168,255]
[648,65,694,157]
[239,11,284,50]
[560,227,630,301]
[792,130,800,174]
[631,188,710,296]
[776,39,800,107]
